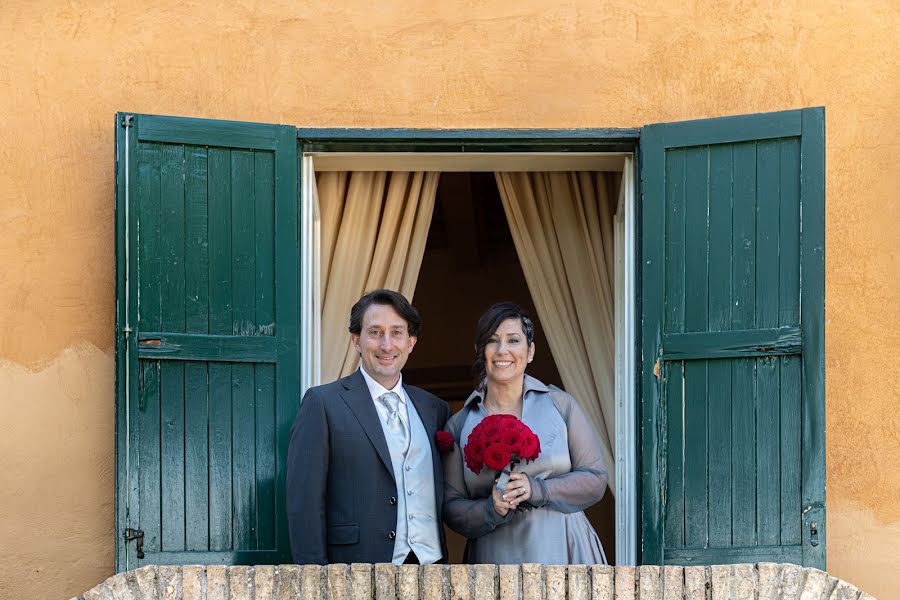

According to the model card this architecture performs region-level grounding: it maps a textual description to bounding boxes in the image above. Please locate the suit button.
[389,496,397,505]
[388,531,396,540]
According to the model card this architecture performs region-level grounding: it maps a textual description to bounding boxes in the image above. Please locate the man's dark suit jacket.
[286,370,451,565]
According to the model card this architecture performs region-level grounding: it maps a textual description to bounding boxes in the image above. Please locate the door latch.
[124,528,145,559]
[809,521,819,547]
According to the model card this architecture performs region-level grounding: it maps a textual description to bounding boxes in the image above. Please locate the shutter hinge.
[123,528,145,559]
[121,114,134,128]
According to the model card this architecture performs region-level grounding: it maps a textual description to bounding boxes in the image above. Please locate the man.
[287,289,451,565]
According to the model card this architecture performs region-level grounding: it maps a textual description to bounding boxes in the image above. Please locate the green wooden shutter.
[115,114,299,569]
[640,108,825,568]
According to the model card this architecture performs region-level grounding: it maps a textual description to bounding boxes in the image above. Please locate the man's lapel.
[340,371,395,481]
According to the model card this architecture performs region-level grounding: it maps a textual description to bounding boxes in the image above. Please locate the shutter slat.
[139,360,162,553]
[662,147,686,549]
[755,139,784,547]
[682,146,710,548]
[184,362,210,551]
[184,145,211,552]
[707,144,734,547]
[209,362,233,551]
[730,141,759,549]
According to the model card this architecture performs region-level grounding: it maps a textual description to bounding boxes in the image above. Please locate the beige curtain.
[495,172,618,490]
[317,171,440,382]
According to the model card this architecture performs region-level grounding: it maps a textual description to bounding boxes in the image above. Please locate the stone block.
[474,564,498,600]
[397,564,419,600]
[732,563,757,600]
[498,564,520,600]
[828,580,860,600]
[521,564,542,600]
[590,565,613,600]
[545,566,565,599]
[207,565,229,600]
[758,563,783,599]
[710,564,730,600]
[683,566,706,600]
[327,564,351,600]
[423,564,448,600]
[779,564,803,600]
[255,566,277,600]
[662,566,683,600]
[230,565,252,600]
[566,565,588,600]
[107,573,137,600]
[301,565,323,600]
[181,566,204,600]
[800,569,829,600]
[374,564,397,600]
[130,566,159,600]
[638,566,661,599]
[159,566,184,600]
[350,564,373,600]
[614,566,635,600]
[277,565,302,600]
[450,564,473,600]
[83,580,112,600]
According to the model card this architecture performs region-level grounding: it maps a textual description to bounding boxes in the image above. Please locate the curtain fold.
[317,171,440,382]
[495,171,618,490]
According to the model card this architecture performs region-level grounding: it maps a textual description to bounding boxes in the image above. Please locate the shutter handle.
[809,521,819,547]
[124,528,145,559]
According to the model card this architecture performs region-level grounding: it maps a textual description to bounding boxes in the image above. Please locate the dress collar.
[463,374,550,408]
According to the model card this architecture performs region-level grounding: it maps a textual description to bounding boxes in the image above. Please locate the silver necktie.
[381,391,409,452]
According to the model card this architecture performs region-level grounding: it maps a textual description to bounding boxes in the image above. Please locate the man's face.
[352,303,417,389]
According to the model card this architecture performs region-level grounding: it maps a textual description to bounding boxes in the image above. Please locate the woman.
[442,302,608,565]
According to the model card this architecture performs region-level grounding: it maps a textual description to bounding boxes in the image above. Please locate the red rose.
[480,420,502,442]
[500,428,523,455]
[483,444,513,472]
[519,431,540,462]
[435,431,455,454]
[464,438,486,474]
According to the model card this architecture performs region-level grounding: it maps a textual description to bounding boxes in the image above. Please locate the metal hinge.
[124,528,145,559]
[121,114,134,128]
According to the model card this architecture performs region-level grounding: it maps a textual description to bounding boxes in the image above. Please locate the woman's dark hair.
[348,289,422,337]
[472,302,535,391]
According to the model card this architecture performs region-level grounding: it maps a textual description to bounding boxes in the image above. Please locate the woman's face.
[484,317,535,386]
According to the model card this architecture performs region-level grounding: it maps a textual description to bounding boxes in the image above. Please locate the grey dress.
[442,375,608,565]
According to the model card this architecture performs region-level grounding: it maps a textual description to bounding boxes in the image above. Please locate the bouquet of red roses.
[463,414,540,493]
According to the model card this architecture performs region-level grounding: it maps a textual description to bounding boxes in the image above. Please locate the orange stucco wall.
[1,1,897,598]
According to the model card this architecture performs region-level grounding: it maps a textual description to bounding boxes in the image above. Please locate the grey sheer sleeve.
[441,413,514,539]
[526,390,609,513]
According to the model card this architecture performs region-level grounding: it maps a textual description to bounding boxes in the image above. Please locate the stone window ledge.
[73,563,876,600]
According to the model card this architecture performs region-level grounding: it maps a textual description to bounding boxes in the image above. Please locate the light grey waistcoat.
[383,395,442,564]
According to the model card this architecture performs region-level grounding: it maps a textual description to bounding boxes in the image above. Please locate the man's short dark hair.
[348,289,422,337]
